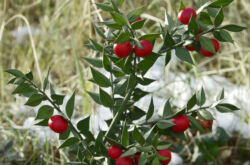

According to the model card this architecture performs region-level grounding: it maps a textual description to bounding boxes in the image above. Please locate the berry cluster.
[108,146,171,165]
[178,8,220,57]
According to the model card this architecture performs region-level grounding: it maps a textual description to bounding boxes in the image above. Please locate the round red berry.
[134,153,140,165]
[171,115,190,133]
[185,45,195,51]
[130,17,142,24]
[134,40,153,57]
[157,149,172,165]
[200,38,220,57]
[113,41,132,58]
[108,146,122,159]
[196,116,213,129]
[116,157,133,165]
[178,8,197,25]
[48,115,68,133]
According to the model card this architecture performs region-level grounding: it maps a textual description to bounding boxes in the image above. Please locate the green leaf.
[89,39,103,52]
[25,93,44,106]
[66,91,75,119]
[96,3,114,12]
[214,8,224,27]
[216,88,224,101]
[200,36,216,53]
[160,99,172,118]
[209,0,233,8]
[213,31,227,42]
[121,122,129,146]
[137,52,161,71]
[133,126,145,145]
[116,0,124,6]
[196,87,206,106]
[131,19,146,30]
[197,1,214,14]
[99,88,113,107]
[164,32,175,48]
[35,119,49,126]
[59,126,71,140]
[115,32,130,43]
[200,12,213,25]
[152,157,160,165]
[58,137,79,149]
[121,147,137,157]
[103,54,111,72]
[12,83,36,94]
[175,47,194,65]
[179,0,185,11]
[187,115,204,132]
[127,7,144,21]
[137,77,155,86]
[144,125,156,141]
[146,97,154,121]
[90,67,111,87]
[25,71,33,80]
[87,91,101,104]
[43,69,50,91]
[187,94,197,110]
[216,103,240,113]
[132,88,148,102]
[5,69,24,77]
[83,57,103,68]
[220,29,234,43]
[165,51,172,66]
[198,110,214,120]
[35,105,54,120]
[188,15,199,34]
[102,21,122,30]
[165,11,174,31]
[93,24,106,39]
[157,120,175,129]
[128,106,146,120]
[139,33,160,42]
[77,116,90,133]
[51,94,65,105]
[111,12,128,25]
[139,152,147,165]
[221,24,247,32]
[156,143,171,150]
[207,7,218,17]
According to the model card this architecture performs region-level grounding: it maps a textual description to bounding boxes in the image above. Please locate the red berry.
[185,45,195,51]
[48,115,68,133]
[171,115,190,133]
[113,41,132,58]
[134,40,153,57]
[134,153,140,165]
[108,146,122,159]
[196,116,213,129]
[116,157,133,165]
[157,149,172,165]
[130,17,142,24]
[178,8,197,25]
[200,38,220,57]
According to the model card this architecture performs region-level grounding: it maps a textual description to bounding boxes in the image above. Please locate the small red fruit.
[157,149,172,165]
[134,40,153,57]
[178,8,197,25]
[185,45,195,51]
[130,17,142,24]
[113,41,132,58]
[108,146,122,159]
[134,153,140,165]
[196,116,213,129]
[116,157,133,165]
[171,115,190,133]
[48,115,68,133]
[200,38,220,57]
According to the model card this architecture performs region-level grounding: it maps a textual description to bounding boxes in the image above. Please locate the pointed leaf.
[66,91,75,119]
[58,137,79,149]
[90,67,111,87]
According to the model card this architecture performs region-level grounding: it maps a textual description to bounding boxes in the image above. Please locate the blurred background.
[0,0,249,164]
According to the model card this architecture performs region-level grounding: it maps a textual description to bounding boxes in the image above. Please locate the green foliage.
[5,0,245,164]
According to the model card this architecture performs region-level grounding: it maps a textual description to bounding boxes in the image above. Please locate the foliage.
[5,0,246,164]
